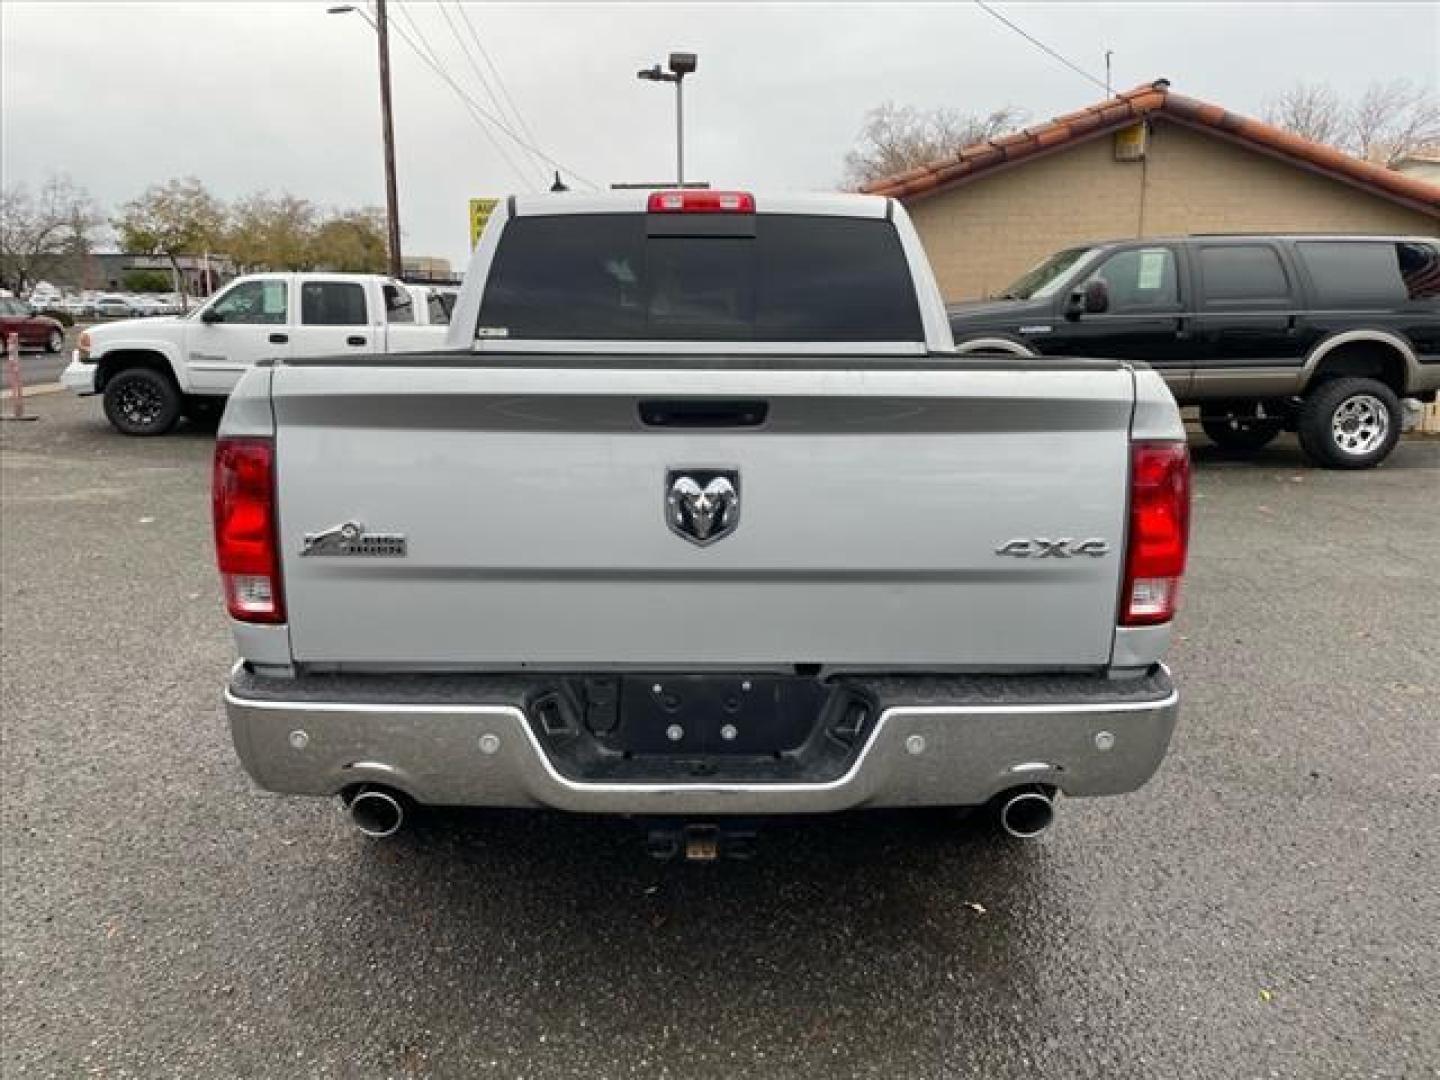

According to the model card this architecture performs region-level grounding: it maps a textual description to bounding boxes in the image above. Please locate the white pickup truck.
[217,190,1191,854]
[62,272,450,435]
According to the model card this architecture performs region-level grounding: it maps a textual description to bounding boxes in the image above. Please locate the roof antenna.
[550,171,569,192]
[1105,50,1113,96]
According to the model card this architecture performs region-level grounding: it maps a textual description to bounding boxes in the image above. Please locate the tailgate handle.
[639,400,768,428]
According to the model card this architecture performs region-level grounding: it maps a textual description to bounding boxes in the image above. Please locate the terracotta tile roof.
[860,79,1440,216]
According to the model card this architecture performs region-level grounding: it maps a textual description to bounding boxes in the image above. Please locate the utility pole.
[376,0,403,278]
[330,3,405,276]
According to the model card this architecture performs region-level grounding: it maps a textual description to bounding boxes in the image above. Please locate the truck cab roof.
[510,190,895,219]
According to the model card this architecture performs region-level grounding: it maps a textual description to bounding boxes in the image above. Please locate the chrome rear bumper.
[225,666,1178,815]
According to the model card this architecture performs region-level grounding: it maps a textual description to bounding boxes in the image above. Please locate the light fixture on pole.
[328,2,404,278]
[636,51,697,186]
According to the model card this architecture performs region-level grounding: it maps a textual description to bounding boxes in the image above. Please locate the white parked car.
[93,294,141,318]
[62,272,450,434]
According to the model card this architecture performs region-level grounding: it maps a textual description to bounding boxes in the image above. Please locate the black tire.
[45,329,64,354]
[1296,377,1402,470]
[102,367,181,436]
[1200,411,1283,453]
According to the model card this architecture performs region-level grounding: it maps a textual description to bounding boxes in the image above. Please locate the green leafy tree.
[113,178,226,311]
[226,192,320,272]
[122,269,172,292]
[310,208,389,273]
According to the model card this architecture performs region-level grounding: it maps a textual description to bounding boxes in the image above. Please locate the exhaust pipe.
[346,786,406,838]
[997,785,1055,839]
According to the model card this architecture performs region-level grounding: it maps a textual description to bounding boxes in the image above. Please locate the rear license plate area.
[610,676,825,756]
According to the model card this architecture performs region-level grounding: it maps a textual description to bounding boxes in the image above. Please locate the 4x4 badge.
[666,470,740,547]
[996,538,1110,558]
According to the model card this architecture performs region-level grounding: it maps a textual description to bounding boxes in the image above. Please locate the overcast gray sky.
[3,1,1437,267]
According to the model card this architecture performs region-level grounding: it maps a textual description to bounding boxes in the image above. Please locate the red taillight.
[1121,441,1191,626]
[646,190,755,214]
[213,436,285,624]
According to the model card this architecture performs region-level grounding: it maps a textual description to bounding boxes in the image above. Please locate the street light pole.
[674,76,684,186]
[637,52,696,187]
[329,3,403,277]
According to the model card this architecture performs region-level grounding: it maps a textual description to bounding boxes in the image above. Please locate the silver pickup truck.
[217,190,1191,852]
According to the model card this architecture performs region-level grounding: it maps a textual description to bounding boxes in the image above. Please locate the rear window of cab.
[476,213,924,342]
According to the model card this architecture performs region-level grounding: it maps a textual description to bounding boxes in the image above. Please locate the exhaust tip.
[347,787,405,838]
[999,788,1054,839]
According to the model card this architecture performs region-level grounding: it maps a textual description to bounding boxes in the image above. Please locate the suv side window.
[301,282,368,326]
[1297,242,1409,306]
[211,280,288,325]
[1196,245,1292,306]
[1087,246,1180,311]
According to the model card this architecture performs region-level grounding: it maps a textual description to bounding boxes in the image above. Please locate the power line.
[390,0,537,185]
[390,0,443,70]
[434,0,549,185]
[387,8,532,189]
[454,3,545,159]
[378,4,598,189]
[972,1,1109,94]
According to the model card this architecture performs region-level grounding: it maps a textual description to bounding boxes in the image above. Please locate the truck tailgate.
[271,360,1134,669]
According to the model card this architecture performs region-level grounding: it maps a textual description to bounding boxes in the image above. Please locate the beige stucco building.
[863,80,1440,303]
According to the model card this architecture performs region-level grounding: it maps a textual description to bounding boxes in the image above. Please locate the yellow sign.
[469,198,499,248]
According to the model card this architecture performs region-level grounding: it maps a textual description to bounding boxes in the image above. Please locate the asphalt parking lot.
[2,392,1437,1078]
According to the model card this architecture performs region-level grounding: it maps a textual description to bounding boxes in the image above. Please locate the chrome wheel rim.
[1331,394,1388,456]
[116,381,164,427]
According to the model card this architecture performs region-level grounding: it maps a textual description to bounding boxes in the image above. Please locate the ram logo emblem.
[666,470,740,547]
[996,538,1111,558]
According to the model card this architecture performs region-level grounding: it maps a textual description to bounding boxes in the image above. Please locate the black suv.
[947,235,1440,468]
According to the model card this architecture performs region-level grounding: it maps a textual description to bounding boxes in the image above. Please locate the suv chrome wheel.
[1331,394,1389,456]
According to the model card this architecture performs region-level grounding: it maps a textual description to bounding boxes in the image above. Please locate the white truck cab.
[62,272,450,435]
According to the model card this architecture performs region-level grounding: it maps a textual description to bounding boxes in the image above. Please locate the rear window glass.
[1397,242,1440,300]
[1197,245,1291,303]
[301,282,367,326]
[476,213,924,341]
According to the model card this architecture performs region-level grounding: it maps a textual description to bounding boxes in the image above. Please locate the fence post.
[2,332,38,422]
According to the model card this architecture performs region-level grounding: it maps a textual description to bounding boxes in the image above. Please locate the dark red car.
[0,297,65,353]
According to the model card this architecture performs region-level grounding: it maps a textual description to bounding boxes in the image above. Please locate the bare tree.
[843,102,1028,189]
[1262,84,1348,148]
[0,175,101,293]
[1349,79,1440,166]
[1265,79,1440,167]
